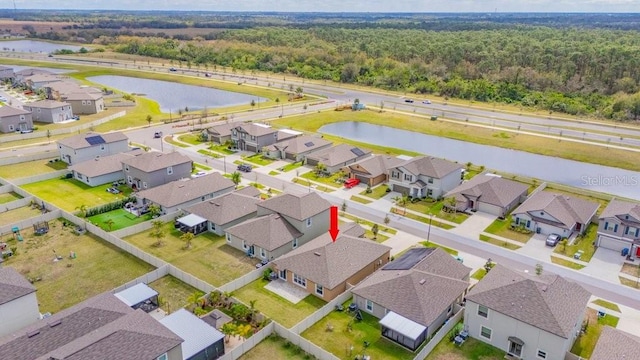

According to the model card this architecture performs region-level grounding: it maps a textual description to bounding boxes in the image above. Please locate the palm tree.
[295,86,303,97]
[180,231,195,250]
[314,162,327,177]
[148,204,161,218]
[231,171,241,188]
[221,323,237,343]
[75,204,88,218]
[392,195,409,215]
[146,114,152,127]
[250,99,256,109]
[186,291,203,312]
[103,218,115,231]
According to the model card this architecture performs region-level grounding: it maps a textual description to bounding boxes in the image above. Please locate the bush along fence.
[81,196,136,218]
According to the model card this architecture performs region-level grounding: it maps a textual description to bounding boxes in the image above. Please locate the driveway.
[581,247,626,284]
[449,212,496,237]
[516,234,554,262]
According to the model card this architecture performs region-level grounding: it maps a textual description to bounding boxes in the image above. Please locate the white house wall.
[0,293,40,337]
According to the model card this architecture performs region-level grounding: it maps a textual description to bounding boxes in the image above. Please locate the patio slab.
[264,279,308,304]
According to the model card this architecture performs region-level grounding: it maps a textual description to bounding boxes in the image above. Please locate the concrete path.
[449,212,496,236]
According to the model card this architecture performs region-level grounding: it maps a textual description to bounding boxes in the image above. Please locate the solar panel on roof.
[383,248,434,270]
[304,141,315,147]
[85,135,106,145]
[351,148,365,157]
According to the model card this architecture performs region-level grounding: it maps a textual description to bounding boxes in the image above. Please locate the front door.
[509,341,523,357]
[279,269,286,280]
[248,245,255,256]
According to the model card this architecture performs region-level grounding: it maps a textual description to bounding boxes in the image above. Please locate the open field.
[0,206,43,227]
[1,218,154,313]
[148,275,202,312]
[87,209,152,232]
[0,191,23,204]
[123,222,258,286]
[239,333,311,360]
[0,158,65,179]
[22,178,132,212]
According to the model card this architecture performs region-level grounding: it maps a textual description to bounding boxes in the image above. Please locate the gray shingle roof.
[226,214,303,251]
[445,175,529,208]
[272,135,332,154]
[186,190,261,226]
[23,100,70,109]
[395,156,463,179]
[273,228,391,289]
[0,106,31,117]
[513,191,600,229]
[306,144,372,167]
[0,268,36,306]
[235,123,277,137]
[121,151,191,173]
[591,326,640,360]
[136,172,235,208]
[57,132,128,150]
[346,154,404,177]
[206,123,234,137]
[62,92,103,101]
[599,198,640,221]
[411,247,472,280]
[69,152,136,178]
[466,264,591,338]
[259,192,330,221]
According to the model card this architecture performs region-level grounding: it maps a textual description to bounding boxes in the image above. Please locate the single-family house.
[13,68,54,84]
[305,143,372,174]
[230,123,300,152]
[511,191,599,237]
[0,106,33,133]
[351,247,470,351]
[62,91,104,115]
[343,154,404,187]
[0,292,184,360]
[590,326,640,360]
[24,73,61,90]
[204,123,234,144]
[272,224,390,301]
[225,192,331,260]
[23,99,73,123]
[57,131,129,165]
[122,151,193,190]
[0,66,13,80]
[135,172,235,214]
[265,135,333,161]
[185,187,261,236]
[160,309,225,360]
[69,151,140,186]
[464,264,590,360]
[596,199,640,258]
[444,174,529,217]
[388,156,463,199]
[0,268,40,338]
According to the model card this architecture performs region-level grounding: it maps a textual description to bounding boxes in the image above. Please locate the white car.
[192,171,206,178]
[422,100,431,104]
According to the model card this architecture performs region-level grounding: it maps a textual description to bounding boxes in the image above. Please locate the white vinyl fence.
[273,322,340,360]
[217,266,265,293]
[0,152,57,166]
[12,170,69,186]
[412,305,465,360]
[218,322,275,360]
[0,197,32,213]
[167,264,217,294]
[290,290,353,335]
[111,266,170,293]
[0,209,61,236]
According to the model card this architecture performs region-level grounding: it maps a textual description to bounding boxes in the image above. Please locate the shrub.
[262,268,273,281]
[84,196,136,217]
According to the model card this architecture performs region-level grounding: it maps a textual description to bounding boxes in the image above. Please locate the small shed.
[160,309,225,360]
[114,283,159,313]
[379,311,427,351]
[177,213,208,235]
[201,309,233,330]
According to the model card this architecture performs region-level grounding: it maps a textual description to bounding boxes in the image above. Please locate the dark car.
[169,67,177,72]
[545,234,561,247]
[404,99,414,103]
[237,164,252,173]
[154,131,163,138]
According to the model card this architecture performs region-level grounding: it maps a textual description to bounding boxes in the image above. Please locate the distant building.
[203,123,234,144]
[0,106,33,133]
[596,199,640,257]
[343,154,404,187]
[57,131,129,165]
[264,135,333,162]
[0,66,13,80]
[444,174,529,217]
[0,268,40,338]
[23,99,73,124]
[230,123,299,153]
[305,144,372,174]
[62,91,104,115]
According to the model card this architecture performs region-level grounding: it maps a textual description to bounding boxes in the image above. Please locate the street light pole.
[427,215,432,242]
[223,156,226,174]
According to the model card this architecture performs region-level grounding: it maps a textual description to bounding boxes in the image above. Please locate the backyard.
[0,191,23,204]
[0,206,42,227]
[553,223,598,262]
[87,209,152,231]
[301,300,415,360]
[232,279,326,328]
[22,178,132,212]
[0,158,67,179]
[404,199,469,224]
[123,222,258,286]
[426,330,505,360]
[148,275,202,313]
[570,308,620,359]
[239,334,312,360]
[1,218,154,313]
[483,216,534,243]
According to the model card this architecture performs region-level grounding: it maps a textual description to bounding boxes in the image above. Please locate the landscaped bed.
[123,222,258,286]
[22,178,132,212]
[0,158,67,179]
[300,171,344,188]
[0,191,23,204]
[2,218,154,314]
[148,275,202,312]
[0,206,42,227]
[87,209,152,231]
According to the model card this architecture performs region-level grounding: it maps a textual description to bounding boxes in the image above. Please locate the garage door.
[246,144,257,153]
[597,235,629,252]
[306,158,319,166]
[392,184,410,195]
[355,174,369,184]
[286,152,296,161]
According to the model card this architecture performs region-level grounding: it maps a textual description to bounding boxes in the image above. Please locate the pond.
[87,75,267,112]
[0,40,87,53]
[319,121,640,200]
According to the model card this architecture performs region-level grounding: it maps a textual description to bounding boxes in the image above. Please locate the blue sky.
[9,0,640,12]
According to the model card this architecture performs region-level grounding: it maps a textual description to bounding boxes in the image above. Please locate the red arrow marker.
[329,205,339,242]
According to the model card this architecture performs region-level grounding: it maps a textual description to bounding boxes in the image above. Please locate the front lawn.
[148,275,202,312]
[268,170,280,176]
[350,195,372,204]
[87,209,152,232]
[292,178,335,193]
[471,269,488,280]
[479,234,522,250]
[553,223,598,262]
[591,299,621,313]
[360,184,389,200]
[426,329,505,360]
[0,206,42,227]
[178,133,206,146]
[405,199,469,224]
[341,213,397,235]
[550,256,586,270]
[240,334,312,360]
[0,191,23,204]
[22,178,133,212]
[242,153,275,166]
[300,171,344,188]
[419,241,459,256]
[197,149,222,158]
[3,218,154,314]
[483,217,533,243]
[391,208,455,230]
[0,158,67,179]
[301,300,415,360]
[208,143,235,155]
[571,308,619,359]
[280,161,303,172]
[232,279,326,328]
[123,222,258,286]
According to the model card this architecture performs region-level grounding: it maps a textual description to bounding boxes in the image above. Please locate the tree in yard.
[178,108,183,117]
[288,84,294,93]
[187,291,204,312]
[392,195,409,215]
[180,231,195,250]
[75,204,88,218]
[558,239,568,253]
[103,218,115,231]
[46,129,51,143]
[341,201,347,213]
[535,263,544,276]
[275,97,280,103]
[479,165,485,173]
[250,99,256,108]
[314,162,327,177]
[146,114,152,127]
[148,204,162,218]
[466,162,472,170]
[185,106,189,113]
[231,171,242,188]
[446,196,458,213]
[384,214,390,226]
[371,224,379,240]
[484,258,493,273]
[149,220,166,247]
[221,323,237,343]
[295,86,303,97]
[236,324,253,340]
[379,100,384,112]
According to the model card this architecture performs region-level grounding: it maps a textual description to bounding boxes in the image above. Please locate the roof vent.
[156,153,163,157]
[314,252,321,256]
[178,184,185,188]
[27,330,40,338]
[419,279,426,285]
[49,319,62,328]
[541,285,548,292]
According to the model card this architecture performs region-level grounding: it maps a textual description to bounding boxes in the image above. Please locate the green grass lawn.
[0,159,66,179]
[479,234,522,250]
[550,256,586,270]
[22,178,133,212]
[0,206,43,227]
[619,276,640,289]
[405,200,469,224]
[87,209,152,231]
[292,178,335,193]
[232,279,326,328]
[280,161,303,172]
[0,191,23,204]
[483,217,533,243]
[350,195,372,204]
[301,300,415,360]
[164,136,189,148]
[242,153,275,166]
[2,219,154,314]
[571,308,619,359]
[123,222,258,286]
[364,229,389,243]
[194,163,213,171]
[360,184,389,200]
[149,275,202,312]
[239,334,312,360]
[426,329,505,360]
[178,133,206,146]
[591,299,621,313]
[268,170,280,176]
[208,143,235,155]
[419,241,459,256]
[391,208,455,230]
[553,223,598,262]
[341,213,397,235]
[300,171,343,188]
[471,269,488,281]
[197,149,222,158]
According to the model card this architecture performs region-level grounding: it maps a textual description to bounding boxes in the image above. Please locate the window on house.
[515,217,520,225]
[391,171,400,179]
[82,100,86,105]
[167,166,173,175]
[20,115,25,120]
[306,217,312,227]
[292,238,298,248]
[87,100,92,104]
[315,284,323,296]
[478,305,488,318]
[279,269,286,280]
[242,240,248,250]
[366,299,373,312]
[127,176,132,183]
[157,354,168,360]
[232,130,237,136]
[293,273,306,287]
[251,135,256,141]
[143,182,148,189]
[427,189,433,196]
[100,144,105,151]
[480,326,492,340]
[404,174,412,181]
[242,133,246,138]
[626,226,638,236]
[428,177,434,184]
[37,108,41,113]
[260,248,266,259]
[125,165,129,172]
[226,233,231,242]
[8,125,14,131]
[537,350,547,359]
[448,304,453,313]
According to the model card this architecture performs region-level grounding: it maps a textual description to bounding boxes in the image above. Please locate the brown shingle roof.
[395,156,463,179]
[272,135,332,154]
[136,172,234,208]
[273,228,391,289]
[513,191,600,229]
[69,152,136,178]
[0,106,30,117]
[259,192,330,221]
[445,175,529,208]
[412,248,472,280]
[599,198,640,221]
[186,190,260,225]
[121,151,191,173]
[591,326,640,360]
[0,268,36,306]
[57,132,128,150]
[466,264,591,338]
[346,154,404,177]
[226,214,303,251]
[306,144,372,167]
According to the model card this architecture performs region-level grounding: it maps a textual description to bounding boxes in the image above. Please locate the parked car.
[154,131,163,138]
[545,234,561,247]
[169,67,177,72]
[344,178,361,189]
[422,100,431,104]
[205,73,212,77]
[71,115,80,120]
[404,99,414,103]
[237,164,252,173]
[192,171,206,178]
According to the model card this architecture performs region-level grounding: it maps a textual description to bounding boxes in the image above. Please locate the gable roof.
[305,144,372,167]
[513,191,600,229]
[57,132,128,150]
[0,293,182,360]
[395,156,462,179]
[259,192,330,221]
[121,151,191,173]
[591,326,640,360]
[0,106,31,117]
[273,229,391,289]
[160,309,224,360]
[23,99,70,109]
[272,135,332,154]
[206,123,234,137]
[445,175,529,208]
[466,264,590,338]
[69,152,136,178]
[226,214,303,251]
[136,172,234,208]
[346,154,404,177]
[62,91,103,101]
[235,123,277,137]
[186,190,261,225]
[0,267,36,306]
[599,198,640,221]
